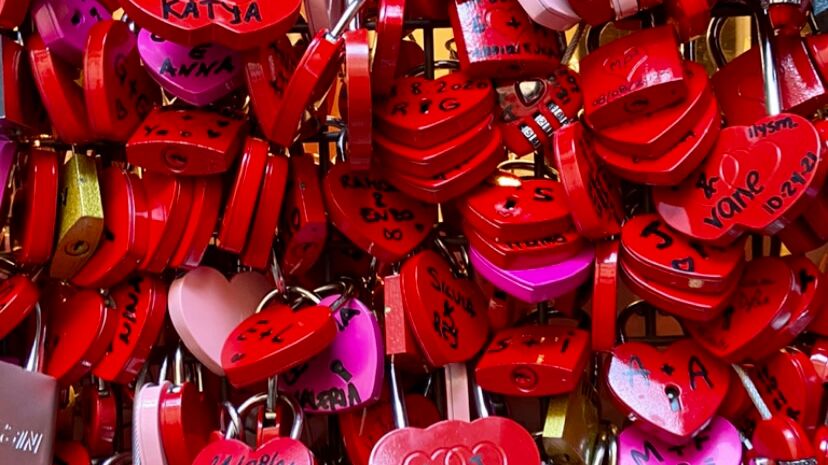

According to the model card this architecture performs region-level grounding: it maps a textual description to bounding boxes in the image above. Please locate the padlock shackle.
[221,401,244,441]
[753,2,783,116]
[472,376,491,419]
[327,0,368,40]
[25,303,43,372]
[388,359,409,429]
[732,364,773,420]
[236,391,305,441]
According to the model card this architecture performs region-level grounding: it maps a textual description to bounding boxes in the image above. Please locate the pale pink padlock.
[518,0,581,31]
[137,29,244,107]
[168,267,273,376]
[278,293,383,414]
[470,245,594,303]
[134,380,172,465]
[611,0,640,18]
[31,0,111,65]
[618,417,743,465]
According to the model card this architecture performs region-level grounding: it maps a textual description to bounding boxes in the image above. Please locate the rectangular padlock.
[542,379,600,465]
[49,152,104,280]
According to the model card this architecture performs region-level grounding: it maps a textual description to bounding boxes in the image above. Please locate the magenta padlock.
[31,0,111,65]
[469,245,594,303]
[517,0,581,30]
[137,29,244,107]
[618,417,743,465]
[278,293,383,414]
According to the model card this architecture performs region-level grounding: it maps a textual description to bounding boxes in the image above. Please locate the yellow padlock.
[49,152,103,280]
[542,378,601,465]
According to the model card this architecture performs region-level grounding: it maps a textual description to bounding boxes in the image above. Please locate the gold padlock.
[542,378,600,465]
[49,152,103,280]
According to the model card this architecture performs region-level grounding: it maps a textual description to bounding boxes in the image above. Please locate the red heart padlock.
[685,257,798,362]
[217,136,269,253]
[449,0,562,79]
[579,26,687,130]
[139,173,195,273]
[340,393,442,465]
[72,169,150,289]
[159,370,219,465]
[654,113,824,243]
[280,155,328,276]
[0,36,48,135]
[750,347,822,434]
[606,338,730,444]
[592,240,619,352]
[323,163,436,262]
[400,250,489,367]
[120,0,301,49]
[374,71,496,149]
[552,122,624,239]
[370,417,541,465]
[341,28,372,170]
[0,276,39,341]
[12,149,59,266]
[126,107,248,176]
[221,295,337,387]
[240,154,290,270]
[621,214,746,294]
[169,175,224,270]
[665,0,714,41]
[28,32,93,144]
[465,226,584,271]
[44,288,118,385]
[92,275,167,384]
[475,324,590,397]
[461,178,574,243]
[54,441,92,465]
[193,435,316,465]
[81,382,117,457]
[243,36,298,141]
[83,20,160,142]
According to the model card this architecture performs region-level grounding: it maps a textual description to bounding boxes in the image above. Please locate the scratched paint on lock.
[137,29,243,106]
[618,417,742,465]
[278,295,383,413]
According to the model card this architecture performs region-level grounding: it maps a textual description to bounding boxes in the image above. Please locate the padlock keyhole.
[503,197,518,210]
[665,385,681,412]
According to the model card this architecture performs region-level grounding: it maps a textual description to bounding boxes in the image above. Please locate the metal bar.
[290,18,451,33]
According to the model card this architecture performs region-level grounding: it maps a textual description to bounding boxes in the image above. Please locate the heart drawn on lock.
[370,417,541,465]
[606,338,731,443]
[618,417,743,465]
[374,72,495,148]
[121,0,301,50]
[278,295,383,414]
[400,250,490,367]
[169,267,273,376]
[192,436,315,465]
[221,300,337,387]
[654,113,825,243]
[137,29,243,106]
[323,164,436,262]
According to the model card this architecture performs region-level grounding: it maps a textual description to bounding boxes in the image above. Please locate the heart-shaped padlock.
[0,37,49,135]
[12,149,58,266]
[0,0,29,29]
[654,113,824,243]
[280,155,328,277]
[517,0,580,31]
[92,275,167,384]
[139,173,194,273]
[618,417,743,465]
[621,214,746,294]
[138,29,243,106]
[750,348,822,434]
[217,136,269,254]
[466,225,585,271]
[470,244,594,304]
[31,0,111,65]
[127,107,248,176]
[400,250,490,367]
[240,154,290,270]
[371,0,406,97]
[279,293,383,413]
[323,163,437,262]
[169,267,273,375]
[476,324,590,397]
[0,276,39,341]
[243,36,298,140]
[221,288,338,387]
[606,338,731,444]
[120,0,301,49]
[168,175,224,270]
[84,20,160,142]
[44,287,118,385]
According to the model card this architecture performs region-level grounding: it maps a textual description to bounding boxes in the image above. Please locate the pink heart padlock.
[618,417,743,465]
[168,267,273,376]
[134,381,171,465]
[278,294,383,414]
[517,0,580,30]
[469,245,594,303]
[137,29,244,107]
[31,0,111,65]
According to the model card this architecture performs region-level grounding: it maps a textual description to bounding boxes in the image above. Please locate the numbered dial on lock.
[400,250,490,367]
[120,0,301,50]
[606,338,731,445]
